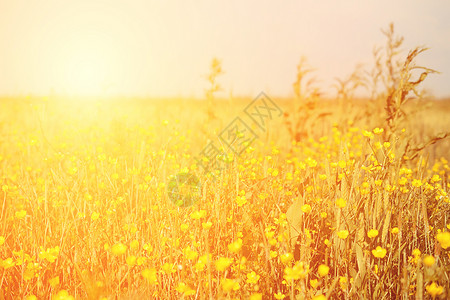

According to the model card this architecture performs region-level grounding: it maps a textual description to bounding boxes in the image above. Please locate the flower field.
[1,27,450,300]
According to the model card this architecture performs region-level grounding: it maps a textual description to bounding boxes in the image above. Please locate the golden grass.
[0,94,448,299]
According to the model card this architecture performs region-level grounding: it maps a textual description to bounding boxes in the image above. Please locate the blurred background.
[0,0,449,99]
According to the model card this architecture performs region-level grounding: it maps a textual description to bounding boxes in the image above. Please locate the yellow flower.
[312,295,326,300]
[391,227,399,234]
[228,238,243,253]
[362,130,374,139]
[194,254,211,272]
[130,239,139,250]
[367,229,379,238]
[1,258,15,269]
[310,279,319,288]
[337,230,349,239]
[26,295,37,300]
[423,255,436,267]
[283,261,308,281]
[335,198,347,208]
[180,223,189,232]
[52,290,74,300]
[236,195,247,207]
[183,246,198,260]
[339,276,348,290]
[301,204,312,213]
[426,282,444,298]
[250,293,262,300]
[91,212,100,221]
[280,252,294,264]
[412,248,421,257]
[137,257,146,265]
[39,246,60,263]
[306,157,317,167]
[412,179,423,187]
[373,127,384,135]
[246,271,260,284]
[221,278,240,292]
[15,210,27,220]
[143,243,153,252]
[111,243,127,256]
[318,264,329,277]
[141,268,157,284]
[190,210,206,220]
[202,221,212,230]
[49,276,60,288]
[161,262,176,274]
[175,282,195,296]
[215,257,232,271]
[436,231,450,249]
[274,292,286,299]
[0,236,5,246]
[372,246,387,258]
[431,174,441,183]
[126,255,136,266]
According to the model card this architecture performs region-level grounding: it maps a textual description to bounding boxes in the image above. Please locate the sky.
[0,0,449,98]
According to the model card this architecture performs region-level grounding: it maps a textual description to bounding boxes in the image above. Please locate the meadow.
[1,28,450,299]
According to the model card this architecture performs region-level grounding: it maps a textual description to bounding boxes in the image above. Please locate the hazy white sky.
[0,0,449,98]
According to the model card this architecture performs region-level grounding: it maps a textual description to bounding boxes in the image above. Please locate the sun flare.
[57,43,112,97]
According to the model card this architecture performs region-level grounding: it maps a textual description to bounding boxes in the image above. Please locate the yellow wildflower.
[49,276,59,288]
[372,246,387,258]
[335,198,347,208]
[15,210,27,220]
[202,221,212,230]
[126,255,136,266]
[228,238,243,253]
[221,278,240,292]
[436,231,450,249]
[190,210,206,220]
[274,292,286,299]
[250,293,262,300]
[310,279,319,288]
[280,252,294,264]
[215,257,232,271]
[130,239,139,250]
[52,290,74,300]
[423,255,435,267]
[301,204,312,213]
[337,230,349,239]
[161,262,176,274]
[175,282,195,296]
[246,271,260,284]
[426,282,444,298]
[141,268,157,284]
[111,243,127,256]
[367,229,379,238]
[91,212,100,221]
[318,264,329,277]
